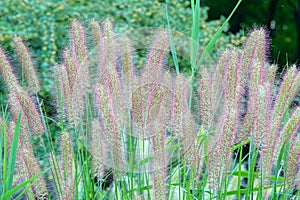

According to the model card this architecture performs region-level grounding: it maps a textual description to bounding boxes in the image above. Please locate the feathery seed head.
[61,131,74,199]
[131,82,168,138]
[8,92,31,145]
[225,49,241,107]
[63,49,79,90]
[90,19,103,47]
[240,28,268,87]
[13,36,40,93]
[21,144,48,199]
[268,66,300,155]
[71,19,90,91]
[57,62,84,126]
[95,85,119,137]
[121,36,134,84]
[13,86,44,135]
[152,125,167,200]
[103,18,114,40]
[286,136,300,190]
[143,30,169,83]
[71,19,87,63]
[90,119,105,179]
[0,47,19,91]
[275,107,300,159]
[199,68,213,128]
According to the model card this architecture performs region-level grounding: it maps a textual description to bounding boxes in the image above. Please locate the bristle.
[14,37,40,93]
[14,86,44,135]
[8,91,31,145]
[90,119,105,179]
[199,68,213,128]
[246,61,268,147]
[57,64,73,123]
[0,47,19,91]
[57,62,84,126]
[90,19,106,85]
[61,131,74,200]
[173,74,187,137]
[21,143,49,199]
[71,19,90,92]
[240,28,268,86]
[90,19,103,47]
[102,18,116,72]
[275,107,300,159]
[152,125,166,200]
[267,66,300,162]
[95,85,124,171]
[106,62,125,127]
[143,30,169,83]
[285,136,300,190]
[254,84,269,148]
[182,110,197,170]
[63,49,79,90]
[121,36,134,99]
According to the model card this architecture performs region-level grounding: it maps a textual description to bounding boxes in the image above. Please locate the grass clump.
[0,3,299,200]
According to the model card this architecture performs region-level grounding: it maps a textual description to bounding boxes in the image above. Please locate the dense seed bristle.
[14,37,40,93]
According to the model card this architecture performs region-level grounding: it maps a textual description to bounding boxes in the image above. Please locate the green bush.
[0,0,245,95]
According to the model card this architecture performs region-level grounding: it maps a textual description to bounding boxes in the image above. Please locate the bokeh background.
[203,0,300,69]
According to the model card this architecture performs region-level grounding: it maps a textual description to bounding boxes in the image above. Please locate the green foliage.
[0,0,245,95]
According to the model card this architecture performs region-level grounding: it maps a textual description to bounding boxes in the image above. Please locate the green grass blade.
[231,171,285,182]
[226,185,282,196]
[0,120,5,195]
[245,138,258,200]
[165,5,180,75]
[190,0,200,68]
[188,0,200,108]
[3,167,51,199]
[272,140,287,199]
[231,138,251,152]
[3,121,7,193]
[237,146,243,200]
[198,0,243,65]
[6,113,21,192]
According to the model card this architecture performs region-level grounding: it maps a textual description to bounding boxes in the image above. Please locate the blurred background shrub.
[0,0,245,97]
[202,0,300,71]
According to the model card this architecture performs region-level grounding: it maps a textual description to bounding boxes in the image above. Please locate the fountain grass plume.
[152,123,167,200]
[60,49,85,126]
[61,131,74,200]
[285,136,300,191]
[0,48,19,91]
[143,30,169,84]
[13,37,40,93]
[0,46,44,136]
[8,92,31,145]
[204,49,242,190]
[95,85,124,172]
[90,119,105,179]
[13,86,44,135]
[71,19,90,92]
[259,65,300,185]
[276,107,300,157]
